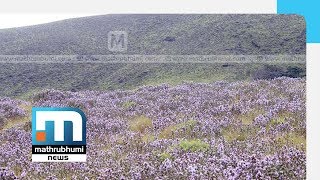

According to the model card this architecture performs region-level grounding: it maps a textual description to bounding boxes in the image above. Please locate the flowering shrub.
[0,97,28,130]
[0,97,27,118]
[0,77,305,179]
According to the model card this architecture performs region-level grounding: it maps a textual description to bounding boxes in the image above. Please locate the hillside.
[0,14,305,55]
[0,14,307,178]
[0,78,306,179]
[0,14,306,97]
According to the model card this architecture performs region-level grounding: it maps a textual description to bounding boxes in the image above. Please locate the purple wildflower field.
[0,77,305,179]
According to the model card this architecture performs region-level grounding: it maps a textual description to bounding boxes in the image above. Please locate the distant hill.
[0,14,306,97]
[0,14,305,55]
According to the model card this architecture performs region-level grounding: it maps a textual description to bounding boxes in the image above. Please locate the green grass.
[221,125,257,142]
[275,133,306,150]
[128,115,153,133]
[0,63,306,98]
[159,119,198,139]
[237,109,265,125]
[121,100,137,109]
[142,134,155,143]
[158,152,172,161]
[179,139,209,152]
[1,104,32,132]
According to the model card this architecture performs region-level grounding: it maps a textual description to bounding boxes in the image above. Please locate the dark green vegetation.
[0,14,305,55]
[0,63,305,97]
[0,14,306,97]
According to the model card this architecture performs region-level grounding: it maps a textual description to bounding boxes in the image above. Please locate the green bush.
[179,139,209,152]
[159,152,172,161]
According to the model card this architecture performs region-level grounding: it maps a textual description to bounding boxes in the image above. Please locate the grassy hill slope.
[0,14,305,55]
[0,14,306,97]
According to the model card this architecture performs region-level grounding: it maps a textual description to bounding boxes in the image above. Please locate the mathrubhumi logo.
[32,107,86,162]
[33,145,86,153]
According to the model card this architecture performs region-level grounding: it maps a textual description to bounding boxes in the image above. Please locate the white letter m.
[36,111,83,141]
